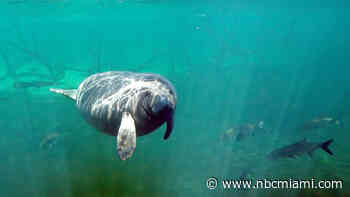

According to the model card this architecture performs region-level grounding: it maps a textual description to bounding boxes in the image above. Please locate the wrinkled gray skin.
[76,71,177,140]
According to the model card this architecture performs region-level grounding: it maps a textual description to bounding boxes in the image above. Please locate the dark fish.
[220,127,237,142]
[13,81,57,89]
[267,138,334,160]
[236,124,254,141]
[236,121,265,141]
[298,117,343,131]
[7,0,26,4]
[40,133,60,150]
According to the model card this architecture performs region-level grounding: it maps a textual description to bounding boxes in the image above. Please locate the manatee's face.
[138,88,176,139]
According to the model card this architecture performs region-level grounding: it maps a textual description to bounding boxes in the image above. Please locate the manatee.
[50,71,177,160]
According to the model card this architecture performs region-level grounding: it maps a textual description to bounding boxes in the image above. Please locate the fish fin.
[117,112,137,160]
[50,88,77,100]
[320,139,334,155]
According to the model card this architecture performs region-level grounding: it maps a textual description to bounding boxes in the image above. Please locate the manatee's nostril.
[152,96,172,115]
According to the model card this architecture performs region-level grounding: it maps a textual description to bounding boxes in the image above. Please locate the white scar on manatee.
[82,75,174,121]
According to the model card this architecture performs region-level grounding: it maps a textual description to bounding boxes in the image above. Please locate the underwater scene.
[0,0,349,196]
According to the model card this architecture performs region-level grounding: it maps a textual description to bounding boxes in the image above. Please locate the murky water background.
[0,1,349,196]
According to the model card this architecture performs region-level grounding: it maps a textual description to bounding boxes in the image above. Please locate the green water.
[0,0,349,196]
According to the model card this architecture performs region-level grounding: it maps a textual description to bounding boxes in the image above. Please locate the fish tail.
[320,139,334,155]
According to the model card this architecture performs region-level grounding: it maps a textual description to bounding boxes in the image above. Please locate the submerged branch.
[7,41,59,81]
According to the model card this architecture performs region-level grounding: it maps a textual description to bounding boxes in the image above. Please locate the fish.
[236,121,265,141]
[13,80,59,89]
[40,132,61,150]
[220,128,236,142]
[298,117,343,131]
[267,138,334,160]
[236,124,255,141]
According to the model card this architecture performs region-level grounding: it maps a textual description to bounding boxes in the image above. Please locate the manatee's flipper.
[49,88,77,100]
[117,112,137,160]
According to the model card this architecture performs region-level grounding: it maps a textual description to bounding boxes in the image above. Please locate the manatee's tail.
[49,88,77,100]
[320,139,334,155]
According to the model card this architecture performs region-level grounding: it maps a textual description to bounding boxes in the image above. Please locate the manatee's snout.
[151,95,175,117]
[151,95,175,140]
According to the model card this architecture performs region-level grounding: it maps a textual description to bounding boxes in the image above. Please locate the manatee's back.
[76,71,134,135]
[76,72,131,109]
